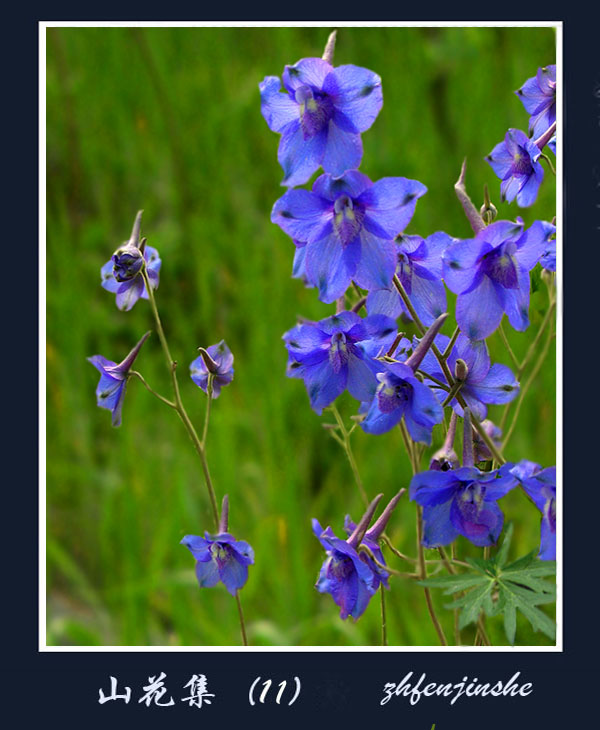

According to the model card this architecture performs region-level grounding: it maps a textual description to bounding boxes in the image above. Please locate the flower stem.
[142,269,220,531]
[235,593,249,646]
[202,373,214,448]
[393,273,505,464]
[442,327,460,359]
[380,584,388,646]
[498,323,520,370]
[517,300,556,379]
[417,506,447,645]
[129,370,176,409]
[329,405,369,506]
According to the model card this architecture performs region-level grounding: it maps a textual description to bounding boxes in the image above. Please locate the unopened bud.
[479,184,497,225]
[112,243,144,282]
[430,411,459,471]
[454,358,469,382]
[197,346,220,374]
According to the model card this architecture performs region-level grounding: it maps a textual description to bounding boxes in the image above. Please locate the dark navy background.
[7,6,597,726]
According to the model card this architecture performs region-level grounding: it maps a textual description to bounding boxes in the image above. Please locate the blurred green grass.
[46,26,556,646]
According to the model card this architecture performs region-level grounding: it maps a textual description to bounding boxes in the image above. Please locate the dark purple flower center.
[377,374,412,413]
[333,194,364,246]
[511,148,534,176]
[329,554,354,580]
[456,481,485,521]
[328,330,353,373]
[481,245,519,288]
[210,542,232,569]
[296,84,334,138]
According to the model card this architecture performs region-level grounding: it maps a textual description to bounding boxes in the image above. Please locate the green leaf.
[503,596,517,645]
[418,574,489,594]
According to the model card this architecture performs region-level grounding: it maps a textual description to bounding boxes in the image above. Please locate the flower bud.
[429,411,459,471]
[454,358,469,382]
[473,419,502,462]
[479,184,497,225]
[112,243,145,282]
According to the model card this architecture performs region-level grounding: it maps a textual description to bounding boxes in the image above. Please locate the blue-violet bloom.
[510,460,556,560]
[272,170,427,303]
[283,311,397,414]
[486,129,544,208]
[410,464,517,547]
[420,332,519,420]
[87,331,151,427]
[181,532,254,595]
[366,232,453,326]
[442,218,555,340]
[190,340,234,398]
[516,65,556,139]
[260,58,383,187]
[360,313,447,442]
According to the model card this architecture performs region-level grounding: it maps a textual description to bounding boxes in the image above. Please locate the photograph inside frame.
[44,23,558,648]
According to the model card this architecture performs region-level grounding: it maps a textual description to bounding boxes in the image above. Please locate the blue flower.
[442,218,555,340]
[366,232,453,326]
[540,232,556,272]
[100,211,162,312]
[486,129,544,208]
[410,465,517,547]
[190,340,234,398]
[87,331,151,427]
[181,532,254,595]
[272,170,427,303]
[510,460,556,560]
[283,311,397,414]
[515,65,556,139]
[260,58,383,186]
[420,332,519,420]
[313,493,402,620]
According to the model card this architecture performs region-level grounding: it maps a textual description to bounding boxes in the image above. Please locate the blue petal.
[181,534,212,562]
[360,395,404,435]
[321,121,363,176]
[366,287,403,319]
[409,470,459,506]
[312,170,372,201]
[303,358,347,414]
[219,552,249,595]
[324,64,383,132]
[498,264,531,332]
[353,229,397,291]
[271,189,332,244]
[358,177,427,239]
[456,275,504,340]
[421,500,459,547]
[407,274,446,327]
[305,232,358,303]
[100,260,120,293]
[450,498,503,547]
[515,220,555,271]
[346,353,379,402]
[278,122,327,187]
[282,57,333,93]
[195,559,221,588]
[115,276,145,311]
[259,75,300,132]
[442,238,489,294]
[467,363,519,405]
[539,516,556,560]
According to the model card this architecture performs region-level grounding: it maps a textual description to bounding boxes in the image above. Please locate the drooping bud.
[347,493,383,548]
[218,494,229,533]
[430,411,460,471]
[462,408,475,468]
[364,489,405,541]
[197,346,220,374]
[111,210,145,282]
[404,312,448,372]
[454,358,469,382]
[473,419,502,462]
[479,184,497,225]
[112,244,145,282]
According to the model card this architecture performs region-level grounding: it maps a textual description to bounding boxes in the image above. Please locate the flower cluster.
[261,38,557,630]
[486,65,556,208]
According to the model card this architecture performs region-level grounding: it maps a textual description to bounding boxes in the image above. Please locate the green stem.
[442,327,460,359]
[503,320,555,450]
[417,506,447,646]
[235,593,248,646]
[129,370,176,409]
[380,584,388,646]
[202,373,214,448]
[142,268,220,531]
[517,301,556,379]
[392,274,505,464]
[330,405,369,506]
[498,323,520,370]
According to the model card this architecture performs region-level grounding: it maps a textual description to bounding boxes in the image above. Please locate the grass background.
[46,25,556,646]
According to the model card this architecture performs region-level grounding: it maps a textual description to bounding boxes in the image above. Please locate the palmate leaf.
[418,525,556,645]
